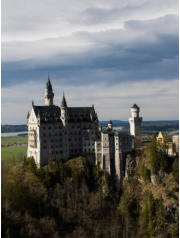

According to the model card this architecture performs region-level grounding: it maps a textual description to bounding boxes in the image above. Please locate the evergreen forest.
[2,137,179,238]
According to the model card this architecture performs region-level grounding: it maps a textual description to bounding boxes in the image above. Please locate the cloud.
[2,25,178,87]
[2,0,178,122]
[2,79,178,124]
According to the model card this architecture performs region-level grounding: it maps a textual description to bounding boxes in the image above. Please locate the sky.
[2,0,179,124]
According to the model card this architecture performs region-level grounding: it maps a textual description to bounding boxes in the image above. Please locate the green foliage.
[2,135,27,145]
[148,134,169,175]
[1,146,27,161]
[140,192,166,237]
[172,156,179,182]
[141,165,151,182]
[2,152,179,238]
[155,197,165,230]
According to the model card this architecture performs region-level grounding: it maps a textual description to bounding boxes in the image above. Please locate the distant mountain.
[1,125,28,133]
[1,120,179,134]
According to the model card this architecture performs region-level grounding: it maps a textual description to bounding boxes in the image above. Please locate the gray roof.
[131,103,139,109]
[33,105,61,123]
[61,94,67,107]
[46,77,53,92]
[68,107,98,122]
[30,105,98,123]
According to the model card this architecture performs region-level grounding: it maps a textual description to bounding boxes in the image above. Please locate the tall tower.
[129,104,142,146]
[108,120,113,130]
[60,93,68,126]
[44,75,54,106]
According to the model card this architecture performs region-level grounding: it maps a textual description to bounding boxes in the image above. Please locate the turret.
[130,104,139,118]
[60,93,68,126]
[129,104,142,146]
[108,120,113,130]
[44,75,54,106]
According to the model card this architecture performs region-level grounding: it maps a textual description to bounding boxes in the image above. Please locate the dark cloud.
[2,31,178,88]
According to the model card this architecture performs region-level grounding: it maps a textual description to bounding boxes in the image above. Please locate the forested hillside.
[2,139,179,238]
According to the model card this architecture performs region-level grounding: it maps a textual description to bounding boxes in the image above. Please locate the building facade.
[156,131,179,156]
[95,122,134,181]
[27,78,99,166]
[27,78,142,180]
[172,135,179,154]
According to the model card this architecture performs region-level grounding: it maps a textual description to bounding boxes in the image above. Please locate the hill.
[2,143,179,238]
[2,124,28,133]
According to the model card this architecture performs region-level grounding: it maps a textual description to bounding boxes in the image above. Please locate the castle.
[27,77,143,179]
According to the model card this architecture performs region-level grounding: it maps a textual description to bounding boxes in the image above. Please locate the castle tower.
[129,104,142,146]
[108,120,113,130]
[60,93,68,126]
[44,75,54,106]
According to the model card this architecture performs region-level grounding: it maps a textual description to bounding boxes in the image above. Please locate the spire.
[32,100,34,106]
[44,74,54,106]
[61,92,67,108]
[46,74,52,92]
[131,103,139,109]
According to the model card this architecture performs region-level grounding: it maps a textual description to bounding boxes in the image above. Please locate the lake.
[1,131,28,137]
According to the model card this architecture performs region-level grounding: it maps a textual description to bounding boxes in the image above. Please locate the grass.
[2,135,28,145]
[1,146,27,162]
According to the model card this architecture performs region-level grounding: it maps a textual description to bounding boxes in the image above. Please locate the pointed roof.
[61,92,67,108]
[46,74,53,91]
[131,103,139,109]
